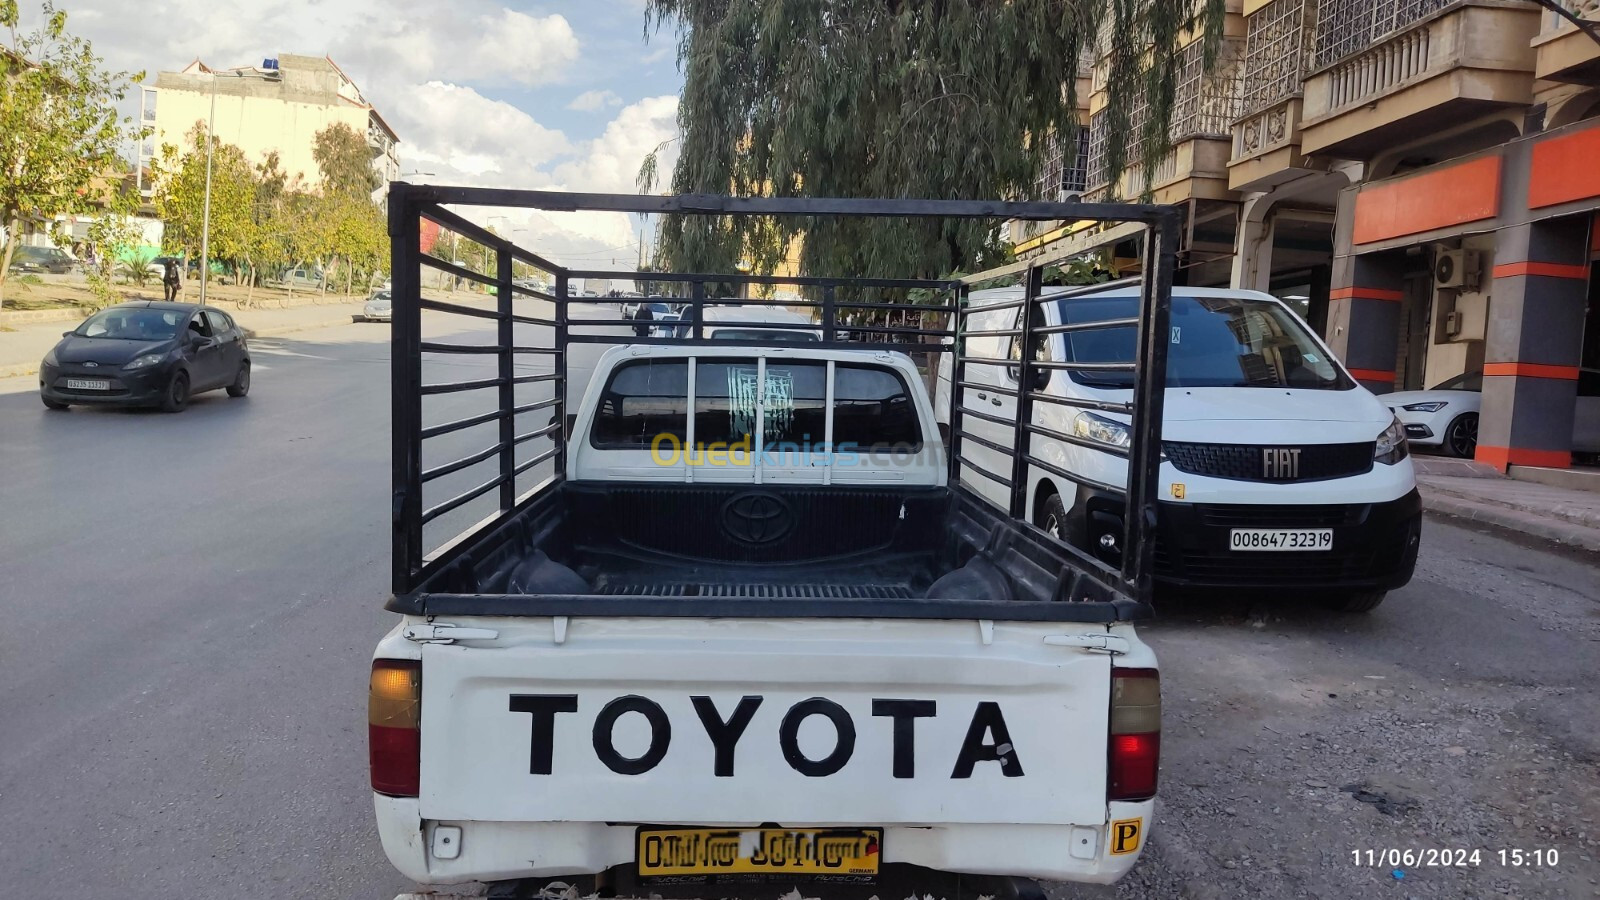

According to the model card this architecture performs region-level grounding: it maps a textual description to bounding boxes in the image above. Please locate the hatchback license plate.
[65,378,110,391]
[637,827,881,877]
[1230,528,1333,551]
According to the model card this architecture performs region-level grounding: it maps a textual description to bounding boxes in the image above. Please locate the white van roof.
[965,284,1280,307]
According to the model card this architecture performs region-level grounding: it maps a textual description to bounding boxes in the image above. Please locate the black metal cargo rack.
[389,183,1177,611]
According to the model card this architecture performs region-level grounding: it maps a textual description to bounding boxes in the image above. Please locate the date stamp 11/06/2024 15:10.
[1353,849,1562,868]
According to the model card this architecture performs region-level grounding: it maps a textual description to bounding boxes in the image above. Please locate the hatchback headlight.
[1375,415,1409,465]
[123,352,166,371]
[1402,401,1447,412]
[1073,412,1132,449]
[43,348,58,366]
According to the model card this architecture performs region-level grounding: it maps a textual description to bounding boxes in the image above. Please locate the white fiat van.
[938,284,1421,612]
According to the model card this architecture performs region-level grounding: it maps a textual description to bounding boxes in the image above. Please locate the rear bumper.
[374,795,1154,886]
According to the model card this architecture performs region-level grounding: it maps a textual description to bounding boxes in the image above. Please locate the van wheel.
[1037,493,1069,541]
[1323,590,1387,613]
[1444,413,1477,458]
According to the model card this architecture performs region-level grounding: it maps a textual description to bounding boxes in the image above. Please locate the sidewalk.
[1414,456,1600,554]
[0,297,368,380]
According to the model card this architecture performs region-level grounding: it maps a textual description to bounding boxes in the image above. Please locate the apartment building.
[144,54,401,198]
[1020,0,1600,470]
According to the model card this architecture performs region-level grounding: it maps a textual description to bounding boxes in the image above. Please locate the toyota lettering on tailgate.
[509,694,1025,779]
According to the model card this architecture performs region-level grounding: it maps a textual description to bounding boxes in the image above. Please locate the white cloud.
[567,89,623,112]
[35,0,677,271]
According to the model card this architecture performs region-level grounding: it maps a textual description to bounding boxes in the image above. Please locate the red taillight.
[369,659,421,797]
[1109,667,1160,801]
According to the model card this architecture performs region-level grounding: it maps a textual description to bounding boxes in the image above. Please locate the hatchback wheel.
[42,395,69,411]
[162,371,190,413]
[227,361,251,398]
[1444,412,1478,458]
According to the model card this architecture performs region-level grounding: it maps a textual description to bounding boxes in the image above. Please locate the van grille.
[1164,441,1374,483]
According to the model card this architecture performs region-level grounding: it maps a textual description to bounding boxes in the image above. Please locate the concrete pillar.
[1476,217,1590,470]
[1328,188,1406,393]
[1231,194,1275,293]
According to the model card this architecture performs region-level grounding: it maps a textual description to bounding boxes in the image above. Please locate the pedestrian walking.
[162,259,181,301]
[633,302,654,338]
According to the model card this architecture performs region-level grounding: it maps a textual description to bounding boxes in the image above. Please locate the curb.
[1422,491,1600,554]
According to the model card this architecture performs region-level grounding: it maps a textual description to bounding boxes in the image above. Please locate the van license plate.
[637,827,881,877]
[65,379,110,390]
[1230,528,1333,551]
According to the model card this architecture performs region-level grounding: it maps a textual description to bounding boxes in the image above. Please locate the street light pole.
[198,68,278,306]
[198,76,218,305]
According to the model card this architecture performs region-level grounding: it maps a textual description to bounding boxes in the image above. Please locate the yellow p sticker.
[1109,818,1143,855]
[1170,483,1186,500]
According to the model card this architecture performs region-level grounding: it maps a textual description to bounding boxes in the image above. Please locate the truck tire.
[1323,590,1387,613]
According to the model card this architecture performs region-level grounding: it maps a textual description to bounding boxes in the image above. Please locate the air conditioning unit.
[1434,249,1481,291]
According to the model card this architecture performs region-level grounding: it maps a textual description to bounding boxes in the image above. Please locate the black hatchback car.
[40,302,252,412]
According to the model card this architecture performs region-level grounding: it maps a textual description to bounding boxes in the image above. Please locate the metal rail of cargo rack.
[388,183,1177,612]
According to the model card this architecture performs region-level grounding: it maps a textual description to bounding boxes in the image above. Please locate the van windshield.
[1053,294,1353,390]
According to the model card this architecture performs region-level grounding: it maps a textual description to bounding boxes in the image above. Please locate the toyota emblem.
[721,491,795,545]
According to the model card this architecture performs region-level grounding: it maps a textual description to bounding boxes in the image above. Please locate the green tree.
[151,124,256,276]
[313,122,380,197]
[641,0,1223,281]
[0,0,147,307]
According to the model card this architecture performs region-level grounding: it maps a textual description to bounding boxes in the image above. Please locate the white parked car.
[1385,368,1600,459]
[359,289,393,323]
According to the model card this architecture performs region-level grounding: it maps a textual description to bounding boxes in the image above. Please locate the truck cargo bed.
[387,482,1146,622]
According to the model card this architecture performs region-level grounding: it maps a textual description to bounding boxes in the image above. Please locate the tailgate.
[418,617,1112,826]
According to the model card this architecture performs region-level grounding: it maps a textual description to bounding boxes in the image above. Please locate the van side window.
[590,360,689,448]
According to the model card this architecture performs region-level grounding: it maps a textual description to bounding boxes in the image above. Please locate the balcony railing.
[1322,25,1433,112]
[1241,0,1313,115]
[1313,0,1450,69]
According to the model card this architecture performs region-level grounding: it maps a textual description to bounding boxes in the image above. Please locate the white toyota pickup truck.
[374,185,1177,900]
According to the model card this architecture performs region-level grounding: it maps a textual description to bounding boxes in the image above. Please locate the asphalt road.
[2,321,1597,899]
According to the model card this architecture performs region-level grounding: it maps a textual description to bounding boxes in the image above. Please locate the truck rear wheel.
[1323,590,1387,613]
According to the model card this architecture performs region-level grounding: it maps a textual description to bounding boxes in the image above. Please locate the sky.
[38,0,686,273]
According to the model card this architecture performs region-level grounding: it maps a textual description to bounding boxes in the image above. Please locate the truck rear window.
[590,358,922,451]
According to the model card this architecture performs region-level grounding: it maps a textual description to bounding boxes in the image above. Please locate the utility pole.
[198,67,280,305]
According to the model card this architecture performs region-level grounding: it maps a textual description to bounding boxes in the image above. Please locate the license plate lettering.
[65,379,109,390]
[1229,528,1333,551]
[639,828,880,877]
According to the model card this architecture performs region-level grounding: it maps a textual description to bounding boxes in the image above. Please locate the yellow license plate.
[636,828,882,876]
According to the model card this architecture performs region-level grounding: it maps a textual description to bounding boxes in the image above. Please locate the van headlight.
[1375,415,1409,465]
[1073,412,1131,449]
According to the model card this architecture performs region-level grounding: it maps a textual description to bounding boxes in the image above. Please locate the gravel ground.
[1052,515,1600,900]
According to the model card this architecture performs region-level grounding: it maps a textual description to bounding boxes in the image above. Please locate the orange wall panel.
[1529,124,1600,209]
[1352,156,1502,246]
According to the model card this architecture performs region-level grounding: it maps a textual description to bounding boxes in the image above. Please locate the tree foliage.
[153,124,256,265]
[0,0,147,306]
[150,125,388,298]
[642,0,1223,282]
[313,122,380,197]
